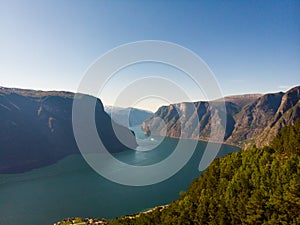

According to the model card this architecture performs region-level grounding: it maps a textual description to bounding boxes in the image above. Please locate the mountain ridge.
[142,86,300,148]
[0,87,137,173]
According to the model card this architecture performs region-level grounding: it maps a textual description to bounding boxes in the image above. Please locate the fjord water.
[0,126,239,225]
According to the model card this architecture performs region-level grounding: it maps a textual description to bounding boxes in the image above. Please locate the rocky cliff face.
[255,86,300,147]
[0,87,137,173]
[226,92,284,146]
[142,101,240,142]
[142,86,300,148]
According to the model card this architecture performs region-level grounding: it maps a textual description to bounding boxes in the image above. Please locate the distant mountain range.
[104,106,153,127]
[0,87,137,173]
[142,86,300,148]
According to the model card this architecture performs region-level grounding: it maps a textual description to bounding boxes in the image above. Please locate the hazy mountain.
[104,106,153,127]
[142,86,300,148]
[0,87,137,173]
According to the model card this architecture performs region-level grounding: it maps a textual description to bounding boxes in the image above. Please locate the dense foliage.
[271,119,300,155]
[108,120,300,225]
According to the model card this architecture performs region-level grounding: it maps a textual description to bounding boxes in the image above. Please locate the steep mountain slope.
[104,106,153,127]
[0,87,137,173]
[142,86,300,147]
[142,101,241,142]
[256,86,300,147]
[226,92,284,146]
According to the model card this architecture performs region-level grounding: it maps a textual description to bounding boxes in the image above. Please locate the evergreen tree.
[108,121,300,225]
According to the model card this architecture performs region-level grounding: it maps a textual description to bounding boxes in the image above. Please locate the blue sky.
[0,0,299,111]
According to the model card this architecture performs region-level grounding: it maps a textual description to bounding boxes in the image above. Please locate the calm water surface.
[0,127,239,225]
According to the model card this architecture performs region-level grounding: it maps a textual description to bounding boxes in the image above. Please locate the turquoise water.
[0,127,239,225]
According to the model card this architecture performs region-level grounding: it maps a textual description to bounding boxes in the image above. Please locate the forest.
[108,119,300,225]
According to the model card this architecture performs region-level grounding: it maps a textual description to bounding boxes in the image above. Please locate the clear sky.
[0,0,299,111]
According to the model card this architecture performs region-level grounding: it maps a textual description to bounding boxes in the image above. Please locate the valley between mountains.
[0,86,299,174]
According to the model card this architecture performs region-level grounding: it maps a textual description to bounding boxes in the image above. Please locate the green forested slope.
[109,120,300,225]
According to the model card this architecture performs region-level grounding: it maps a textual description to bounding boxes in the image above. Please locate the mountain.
[0,87,137,173]
[142,86,300,147]
[227,86,300,147]
[255,86,300,147]
[104,106,153,127]
[142,101,240,142]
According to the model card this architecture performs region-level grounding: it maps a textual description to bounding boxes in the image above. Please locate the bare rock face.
[141,86,300,148]
[255,86,300,147]
[0,87,137,173]
[226,92,284,145]
[142,101,240,143]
